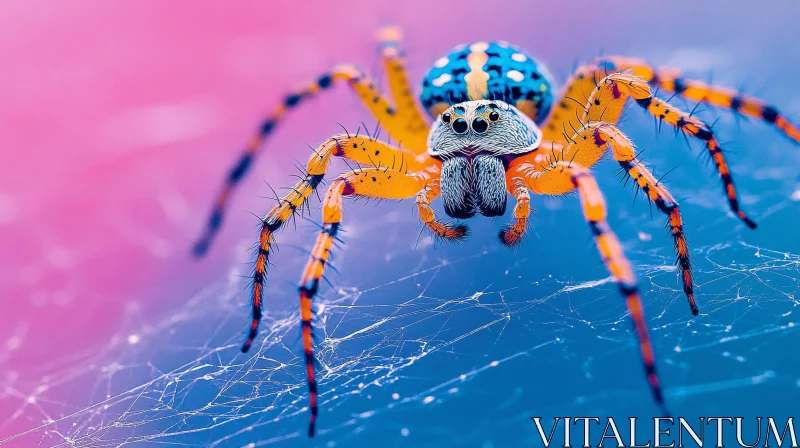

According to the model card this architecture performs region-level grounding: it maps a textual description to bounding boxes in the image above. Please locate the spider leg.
[545,58,800,143]
[194,132,428,256]
[567,124,696,315]
[619,158,696,314]
[377,26,431,142]
[297,179,347,438]
[594,57,800,143]
[292,166,432,437]
[498,179,531,246]
[240,136,426,353]
[513,127,697,314]
[193,27,430,257]
[542,62,609,139]
[522,161,669,416]
[546,71,756,229]
[416,184,469,241]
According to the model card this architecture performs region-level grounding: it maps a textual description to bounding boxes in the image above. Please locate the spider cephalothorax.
[429,99,542,218]
[192,26,800,437]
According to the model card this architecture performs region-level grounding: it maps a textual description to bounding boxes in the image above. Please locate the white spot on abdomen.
[511,53,527,62]
[432,73,452,87]
[469,42,489,52]
[506,70,525,82]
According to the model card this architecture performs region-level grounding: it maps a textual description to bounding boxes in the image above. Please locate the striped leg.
[619,157,697,315]
[378,26,431,147]
[588,125,696,315]
[295,167,429,437]
[193,30,429,257]
[549,72,756,229]
[240,136,418,353]
[416,184,469,241]
[593,56,800,143]
[193,127,426,257]
[544,58,800,143]
[525,162,669,415]
[297,179,347,438]
[542,63,610,140]
[511,124,697,314]
[241,172,322,353]
[498,179,531,246]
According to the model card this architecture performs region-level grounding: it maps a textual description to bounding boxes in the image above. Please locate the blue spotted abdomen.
[420,42,555,124]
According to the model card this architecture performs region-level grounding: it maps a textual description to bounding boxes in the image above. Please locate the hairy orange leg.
[294,166,431,437]
[297,179,347,438]
[416,184,469,240]
[377,26,431,146]
[594,56,800,143]
[619,158,696,315]
[498,178,531,246]
[194,27,430,256]
[240,136,423,354]
[546,71,755,229]
[543,62,614,141]
[499,141,564,246]
[343,166,435,198]
[560,124,697,314]
[517,125,697,314]
[521,161,669,415]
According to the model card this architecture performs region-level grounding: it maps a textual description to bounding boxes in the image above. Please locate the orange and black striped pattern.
[617,158,697,315]
[569,165,668,414]
[594,56,800,144]
[631,93,757,229]
[297,179,347,437]
[194,29,430,256]
[514,161,669,415]
[240,136,425,353]
[241,172,324,352]
[590,124,697,315]
[512,122,699,315]
[195,28,800,438]
[292,169,435,435]
[192,72,336,257]
[546,72,756,229]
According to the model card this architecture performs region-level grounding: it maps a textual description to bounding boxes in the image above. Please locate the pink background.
[2,0,799,443]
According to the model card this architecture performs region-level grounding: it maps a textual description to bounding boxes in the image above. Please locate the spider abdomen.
[420,41,555,124]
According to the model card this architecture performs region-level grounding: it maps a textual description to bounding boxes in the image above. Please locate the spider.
[192,27,800,437]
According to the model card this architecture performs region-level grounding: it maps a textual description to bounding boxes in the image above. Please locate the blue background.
[2,1,800,447]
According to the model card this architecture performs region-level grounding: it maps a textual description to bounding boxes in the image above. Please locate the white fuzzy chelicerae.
[430,100,542,218]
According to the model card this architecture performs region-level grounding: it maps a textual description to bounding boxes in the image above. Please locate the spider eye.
[452,117,468,134]
[488,111,500,121]
[471,117,489,133]
[441,112,451,123]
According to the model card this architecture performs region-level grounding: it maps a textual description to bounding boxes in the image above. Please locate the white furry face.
[427,100,542,159]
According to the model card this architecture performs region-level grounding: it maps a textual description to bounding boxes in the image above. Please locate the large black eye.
[472,117,489,133]
[452,117,468,134]
[441,112,451,123]
[488,111,500,121]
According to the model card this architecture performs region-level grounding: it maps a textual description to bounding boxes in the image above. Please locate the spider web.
[3,87,800,448]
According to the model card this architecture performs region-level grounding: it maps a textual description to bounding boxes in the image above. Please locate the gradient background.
[2,1,800,447]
